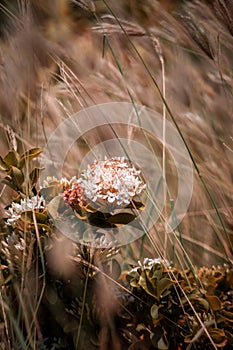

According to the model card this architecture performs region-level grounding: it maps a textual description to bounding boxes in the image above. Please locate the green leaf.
[47,196,64,218]
[151,304,159,320]
[218,310,233,323]
[74,209,88,220]
[139,269,157,298]
[151,264,163,280]
[194,297,210,311]
[157,278,174,298]
[107,212,136,225]
[89,216,114,228]
[2,176,18,191]
[35,211,48,224]
[40,185,62,202]
[130,278,140,288]
[8,166,24,188]
[157,337,169,350]
[128,269,139,279]
[19,211,50,231]
[0,270,5,287]
[21,209,48,224]
[127,200,145,210]
[29,167,44,187]
[4,150,20,167]
[209,329,228,347]
[206,295,222,311]
[19,147,43,168]
[135,323,147,332]
[20,211,34,224]
[0,155,11,171]
[150,327,169,349]
[83,204,97,213]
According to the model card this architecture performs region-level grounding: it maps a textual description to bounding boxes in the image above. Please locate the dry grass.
[0,0,232,348]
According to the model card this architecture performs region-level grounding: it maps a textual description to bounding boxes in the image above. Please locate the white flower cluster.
[140,257,170,268]
[6,195,45,226]
[129,258,171,274]
[78,157,146,206]
[42,176,77,189]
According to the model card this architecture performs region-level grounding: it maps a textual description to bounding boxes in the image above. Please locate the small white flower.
[5,195,45,226]
[42,176,78,189]
[15,238,26,251]
[141,258,170,268]
[42,176,59,188]
[60,176,78,188]
[78,157,146,209]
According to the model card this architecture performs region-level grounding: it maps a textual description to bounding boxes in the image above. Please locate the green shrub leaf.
[0,155,10,171]
[29,167,44,187]
[157,278,174,298]
[206,295,222,311]
[209,328,228,347]
[108,213,136,225]
[8,166,24,188]
[19,147,43,169]
[4,150,20,167]
[151,304,159,320]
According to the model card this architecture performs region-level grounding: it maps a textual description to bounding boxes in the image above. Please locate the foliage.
[124,259,233,349]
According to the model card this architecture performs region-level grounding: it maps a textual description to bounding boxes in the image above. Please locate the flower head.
[78,157,146,209]
[6,195,45,226]
[63,182,86,210]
